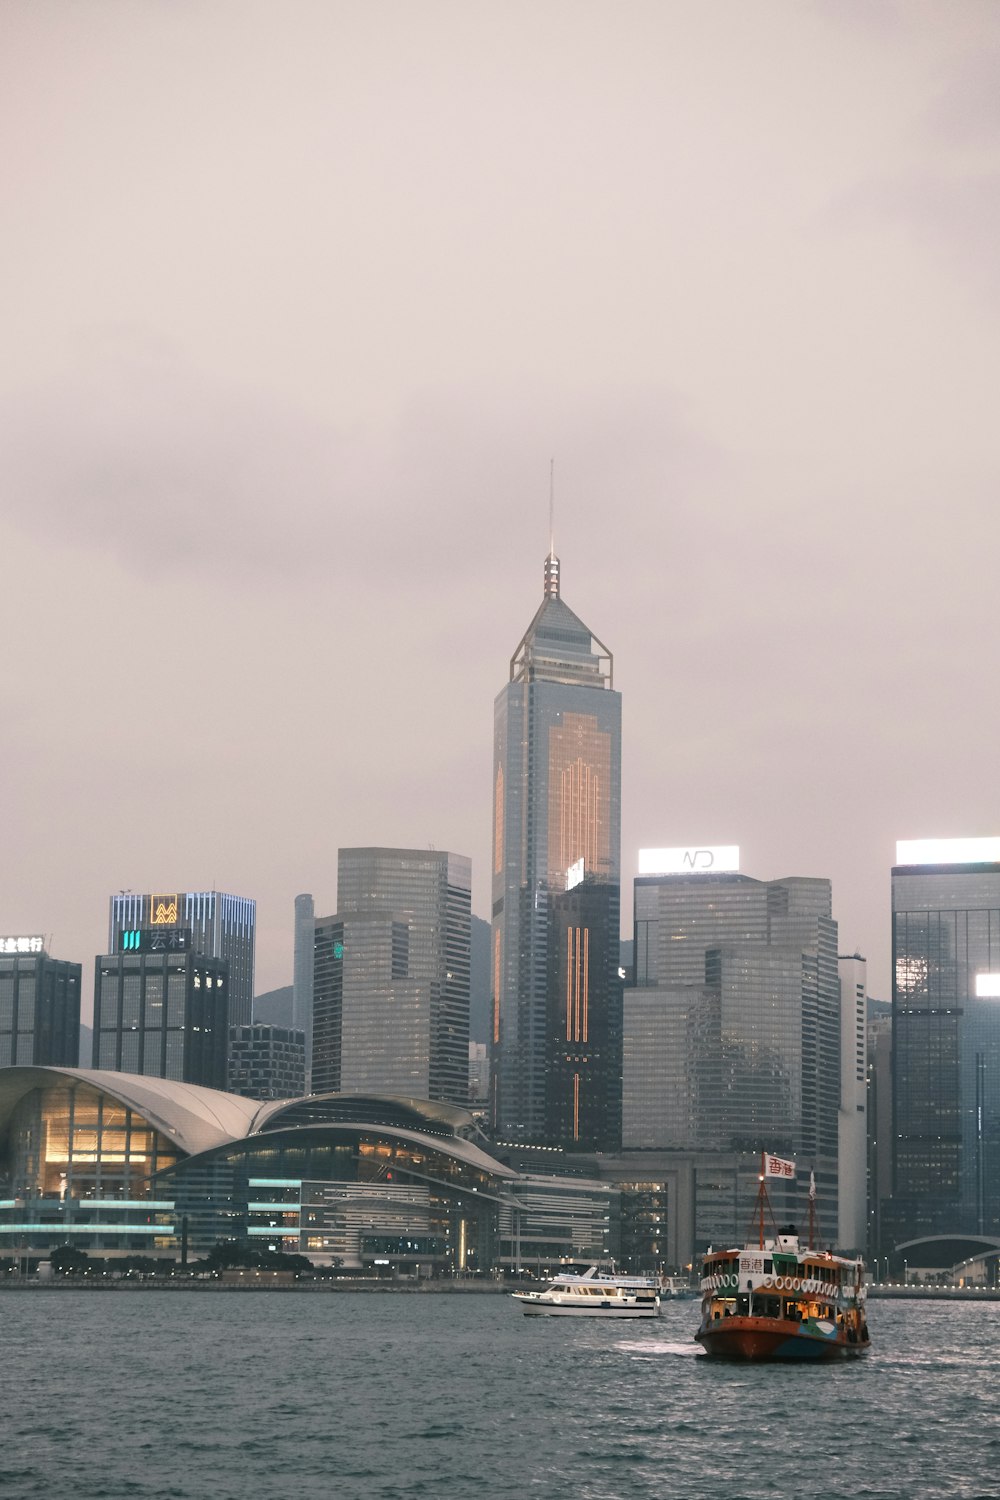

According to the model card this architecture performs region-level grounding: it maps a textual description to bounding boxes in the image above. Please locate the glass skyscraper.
[293,893,315,1086]
[109,891,256,1026]
[890,838,1000,1246]
[0,937,81,1068]
[624,870,841,1227]
[312,848,472,1106]
[491,553,622,1147]
[92,947,229,1088]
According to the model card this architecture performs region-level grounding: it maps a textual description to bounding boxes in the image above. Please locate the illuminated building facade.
[108,892,256,1027]
[312,849,471,1106]
[889,839,1000,1247]
[546,881,621,1148]
[0,1066,762,1275]
[0,1070,520,1270]
[92,948,229,1089]
[0,938,81,1068]
[491,553,622,1147]
[623,865,841,1228]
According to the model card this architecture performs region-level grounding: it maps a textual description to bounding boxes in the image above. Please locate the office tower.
[491,552,622,1147]
[838,954,868,1252]
[867,1011,892,1260]
[227,1023,305,1099]
[0,935,81,1067]
[93,937,229,1088]
[312,848,472,1105]
[546,879,622,1148]
[108,891,255,1026]
[890,837,1000,1246]
[623,853,840,1224]
[292,893,315,1086]
[469,914,492,1046]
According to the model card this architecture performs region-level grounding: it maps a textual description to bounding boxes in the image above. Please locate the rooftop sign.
[638,846,740,876]
[150,895,180,925]
[896,838,1000,867]
[118,928,193,954]
[0,936,44,955]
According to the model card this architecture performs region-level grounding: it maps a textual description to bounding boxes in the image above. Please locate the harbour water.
[3,1292,996,1499]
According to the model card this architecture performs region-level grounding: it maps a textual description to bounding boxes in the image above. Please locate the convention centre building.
[0,1067,616,1274]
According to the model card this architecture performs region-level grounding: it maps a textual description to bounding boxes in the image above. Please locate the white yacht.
[511,1266,661,1318]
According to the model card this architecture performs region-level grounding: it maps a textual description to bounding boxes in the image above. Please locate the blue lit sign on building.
[118,929,193,955]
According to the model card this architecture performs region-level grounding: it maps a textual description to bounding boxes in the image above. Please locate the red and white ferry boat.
[695,1152,870,1361]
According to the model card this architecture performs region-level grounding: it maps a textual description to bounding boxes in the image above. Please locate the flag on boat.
[809,1170,816,1201]
[764,1153,796,1179]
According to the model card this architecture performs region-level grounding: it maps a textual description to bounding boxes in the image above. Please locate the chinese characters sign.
[119,928,193,954]
[0,936,44,955]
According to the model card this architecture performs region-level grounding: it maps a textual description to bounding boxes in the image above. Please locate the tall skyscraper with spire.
[491,549,622,1148]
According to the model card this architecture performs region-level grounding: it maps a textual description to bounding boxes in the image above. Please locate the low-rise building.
[227,1024,305,1099]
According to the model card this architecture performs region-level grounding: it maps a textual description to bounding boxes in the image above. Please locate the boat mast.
[748,1151,783,1248]
[758,1150,767,1249]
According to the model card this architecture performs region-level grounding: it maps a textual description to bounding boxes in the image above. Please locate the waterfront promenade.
[3,1276,999,1297]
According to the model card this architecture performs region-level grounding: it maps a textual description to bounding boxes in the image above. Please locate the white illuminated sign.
[976,975,1000,998]
[638,846,740,876]
[566,857,585,891]
[0,936,44,955]
[896,837,1000,867]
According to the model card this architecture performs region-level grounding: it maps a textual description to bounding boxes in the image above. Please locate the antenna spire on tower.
[543,458,560,597]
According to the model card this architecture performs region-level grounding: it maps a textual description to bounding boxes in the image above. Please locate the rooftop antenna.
[544,458,560,598]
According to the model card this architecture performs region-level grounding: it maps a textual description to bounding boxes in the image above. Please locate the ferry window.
[764,1260,772,1274]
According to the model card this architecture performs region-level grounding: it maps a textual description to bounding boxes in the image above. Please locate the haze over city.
[3,0,999,1021]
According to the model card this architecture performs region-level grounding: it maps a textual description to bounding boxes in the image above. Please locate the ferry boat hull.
[696,1314,869,1361]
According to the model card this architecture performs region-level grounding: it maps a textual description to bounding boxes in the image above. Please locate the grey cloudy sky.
[2,0,998,1019]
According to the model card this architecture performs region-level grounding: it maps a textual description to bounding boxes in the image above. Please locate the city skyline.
[3,3,1000,1022]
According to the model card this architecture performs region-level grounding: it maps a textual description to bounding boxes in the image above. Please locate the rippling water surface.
[3,1292,996,1499]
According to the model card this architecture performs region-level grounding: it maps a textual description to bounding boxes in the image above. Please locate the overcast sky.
[2,0,998,1021]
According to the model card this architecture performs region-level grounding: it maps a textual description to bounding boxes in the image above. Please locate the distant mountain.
[253,985,294,1027]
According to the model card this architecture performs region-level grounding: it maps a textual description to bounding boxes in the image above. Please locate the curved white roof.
[249,1116,518,1181]
[0,1071,516,1178]
[252,1091,478,1135]
[0,1067,263,1157]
